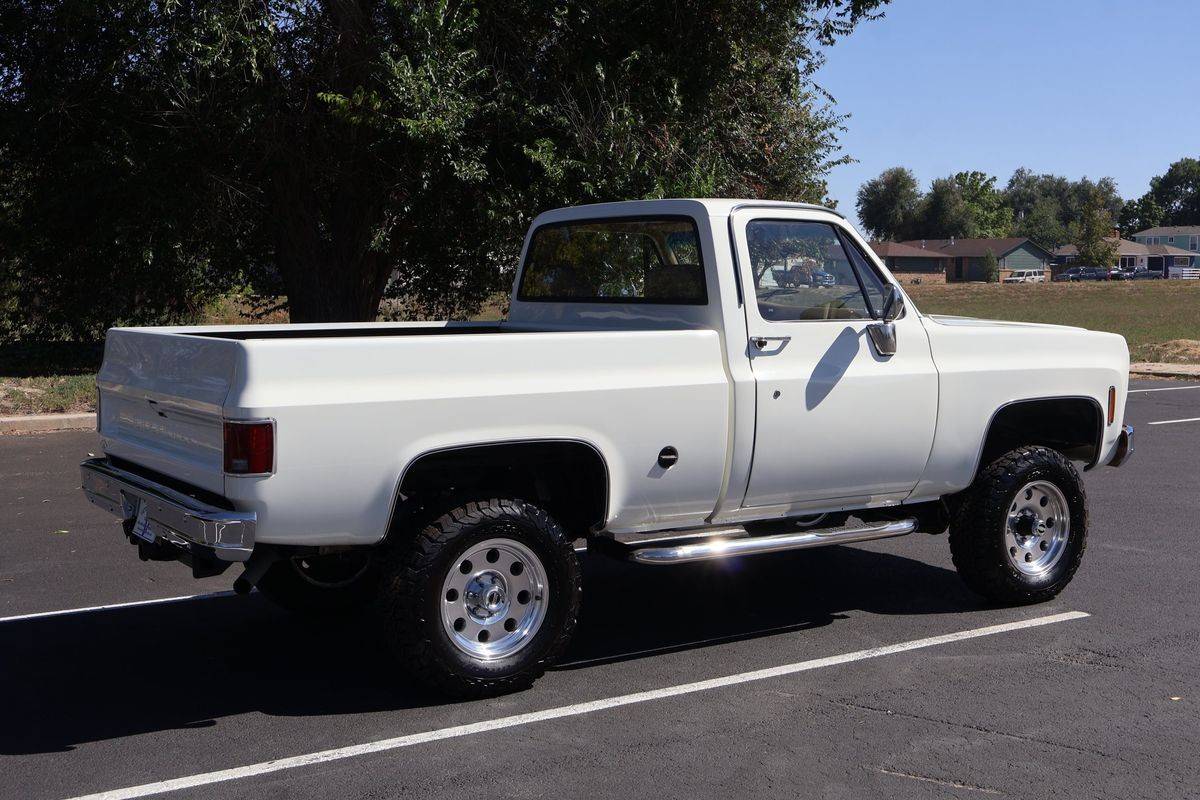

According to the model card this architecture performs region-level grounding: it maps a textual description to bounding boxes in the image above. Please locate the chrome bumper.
[80,458,255,562]
[1108,424,1134,468]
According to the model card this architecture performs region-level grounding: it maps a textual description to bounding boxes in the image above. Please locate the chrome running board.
[624,518,917,565]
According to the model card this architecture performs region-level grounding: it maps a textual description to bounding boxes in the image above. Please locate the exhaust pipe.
[625,518,917,565]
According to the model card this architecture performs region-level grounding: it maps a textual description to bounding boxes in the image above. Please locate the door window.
[745,220,884,322]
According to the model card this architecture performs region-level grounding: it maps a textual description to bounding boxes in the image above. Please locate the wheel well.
[978,397,1102,473]
[391,441,609,539]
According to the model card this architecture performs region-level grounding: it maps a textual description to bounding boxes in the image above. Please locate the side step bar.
[623,518,917,565]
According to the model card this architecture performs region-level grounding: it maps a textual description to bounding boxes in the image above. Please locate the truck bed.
[97,323,733,544]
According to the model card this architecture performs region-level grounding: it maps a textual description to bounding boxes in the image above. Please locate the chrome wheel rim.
[440,537,548,661]
[1005,480,1070,575]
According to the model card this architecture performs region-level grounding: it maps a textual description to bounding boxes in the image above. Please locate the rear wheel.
[377,498,581,698]
[949,446,1087,604]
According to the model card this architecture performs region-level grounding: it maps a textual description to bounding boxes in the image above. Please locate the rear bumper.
[1108,424,1134,468]
[80,458,255,562]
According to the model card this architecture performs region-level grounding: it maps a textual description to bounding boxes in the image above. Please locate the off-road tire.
[377,498,582,698]
[256,551,380,616]
[949,445,1087,604]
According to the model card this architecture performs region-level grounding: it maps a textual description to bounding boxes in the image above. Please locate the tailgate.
[97,329,241,494]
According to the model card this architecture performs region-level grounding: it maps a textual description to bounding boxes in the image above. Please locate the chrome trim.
[626,518,916,565]
[1108,424,1134,467]
[80,458,255,562]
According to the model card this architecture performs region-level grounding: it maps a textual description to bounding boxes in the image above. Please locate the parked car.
[1053,266,1105,282]
[79,199,1134,697]
[1130,267,1164,280]
[1107,266,1133,281]
[811,268,837,287]
[1002,269,1045,284]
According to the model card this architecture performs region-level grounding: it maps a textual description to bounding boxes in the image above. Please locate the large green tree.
[855,166,921,240]
[1071,187,1119,268]
[0,0,890,339]
[1119,194,1165,237]
[951,170,1013,238]
[911,176,972,239]
[1003,168,1121,248]
[1123,157,1200,231]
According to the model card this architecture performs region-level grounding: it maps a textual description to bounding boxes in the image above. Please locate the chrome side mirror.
[869,284,902,356]
[879,284,904,323]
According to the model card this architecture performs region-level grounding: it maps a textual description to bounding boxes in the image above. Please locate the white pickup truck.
[81,199,1133,696]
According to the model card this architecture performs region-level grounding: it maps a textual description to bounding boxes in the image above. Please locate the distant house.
[869,242,953,282]
[894,237,1051,282]
[1052,237,1195,272]
[1131,226,1200,255]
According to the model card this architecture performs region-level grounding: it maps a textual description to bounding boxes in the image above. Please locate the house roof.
[895,237,1050,259]
[1053,237,1195,257]
[1133,225,1200,237]
[869,241,954,260]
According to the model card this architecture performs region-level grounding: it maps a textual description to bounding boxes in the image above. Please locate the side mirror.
[879,284,904,322]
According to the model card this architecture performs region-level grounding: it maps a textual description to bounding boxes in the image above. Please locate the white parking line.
[1147,417,1200,426]
[1129,385,1200,394]
[63,610,1089,800]
[0,591,235,624]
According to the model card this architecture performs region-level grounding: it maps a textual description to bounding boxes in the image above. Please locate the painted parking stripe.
[63,610,1089,800]
[1147,417,1200,426]
[1128,385,1200,394]
[0,591,236,624]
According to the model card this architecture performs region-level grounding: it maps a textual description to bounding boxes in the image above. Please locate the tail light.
[1107,386,1116,426]
[223,419,275,475]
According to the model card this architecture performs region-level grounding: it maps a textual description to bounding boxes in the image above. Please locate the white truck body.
[89,199,1131,554]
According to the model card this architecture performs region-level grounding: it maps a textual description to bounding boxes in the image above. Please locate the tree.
[856,167,921,240]
[910,177,972,239]
[1071,188,1119,268]
[982,249,999,283]
[1119,195,1165,237]
[1140,158,1200,227]
[1013,196,1068,250]
[0,0,892,339]
[1003,168,1121,249]
[952,171,1013,238]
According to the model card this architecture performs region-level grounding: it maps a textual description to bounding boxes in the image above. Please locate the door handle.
[751,336,791,349]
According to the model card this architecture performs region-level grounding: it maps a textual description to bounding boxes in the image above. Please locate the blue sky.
[814,0,1200,227]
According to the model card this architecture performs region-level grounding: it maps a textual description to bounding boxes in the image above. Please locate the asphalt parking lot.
[2,379,1198,800]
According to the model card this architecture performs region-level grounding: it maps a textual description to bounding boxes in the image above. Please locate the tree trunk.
[267,0,393,324]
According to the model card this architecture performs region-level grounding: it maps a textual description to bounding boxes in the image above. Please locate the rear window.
[518,217,707,304]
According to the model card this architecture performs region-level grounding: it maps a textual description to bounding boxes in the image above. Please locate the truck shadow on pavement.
[0,544,981,755]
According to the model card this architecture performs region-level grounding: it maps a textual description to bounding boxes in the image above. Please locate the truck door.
[731,209,938,509]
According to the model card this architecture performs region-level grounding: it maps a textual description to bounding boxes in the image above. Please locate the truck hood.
[925,314,1087,333]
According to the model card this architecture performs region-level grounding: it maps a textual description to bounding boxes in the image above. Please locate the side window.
[518,217,706,304]
[745,220,880,322]
[840,232,887,313]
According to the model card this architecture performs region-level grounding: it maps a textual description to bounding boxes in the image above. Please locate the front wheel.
[376,498,582,698]
[949,446,1087,605]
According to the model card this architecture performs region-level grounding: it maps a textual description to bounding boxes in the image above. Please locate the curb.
[0,413,96,435]
[1129,362,1200,379]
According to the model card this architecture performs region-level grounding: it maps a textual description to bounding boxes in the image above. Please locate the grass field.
[906,280,1200,365]
[3,281,1197,415]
